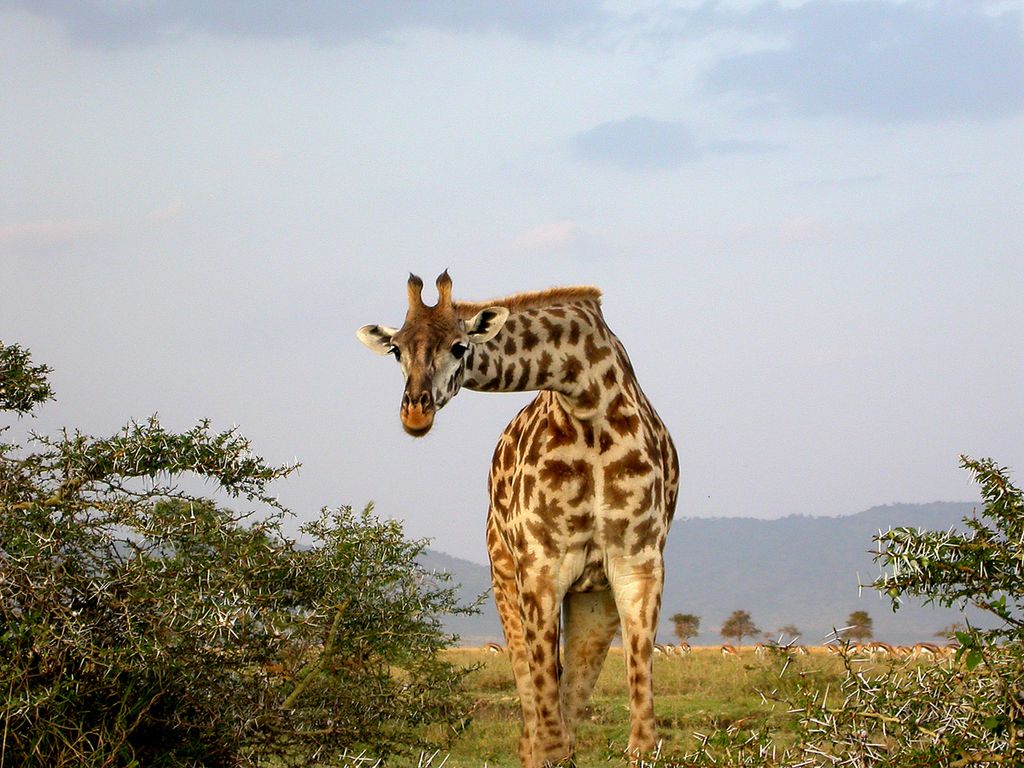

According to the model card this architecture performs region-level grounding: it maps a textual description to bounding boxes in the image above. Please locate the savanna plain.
[397,645,862,768]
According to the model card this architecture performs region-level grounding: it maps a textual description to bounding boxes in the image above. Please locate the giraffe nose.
[400,388,435,437]
[401,390,432,410]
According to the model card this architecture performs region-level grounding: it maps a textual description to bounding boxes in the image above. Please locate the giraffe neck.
[461,298,634,420]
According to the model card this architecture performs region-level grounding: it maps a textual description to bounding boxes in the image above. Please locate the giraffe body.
[358,273,678,767]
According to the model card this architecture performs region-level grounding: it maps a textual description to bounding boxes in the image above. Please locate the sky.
[2,0,1022,565]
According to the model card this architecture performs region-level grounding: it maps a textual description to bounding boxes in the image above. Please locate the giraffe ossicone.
[358,272,679,767]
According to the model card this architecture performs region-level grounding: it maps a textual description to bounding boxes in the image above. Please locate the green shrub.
[0,342,473,767]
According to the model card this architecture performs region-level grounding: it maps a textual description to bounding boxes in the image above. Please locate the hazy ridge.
[421,501,983,646]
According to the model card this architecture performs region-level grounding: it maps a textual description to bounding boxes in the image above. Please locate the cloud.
[504,220,614,261]
[572,117,700,170]
[702,138,785,155]
[10,0,604,47]
[699,0,1024,121]
[572,116,784,171]
[0,218,106,249]
[510,220,581,253]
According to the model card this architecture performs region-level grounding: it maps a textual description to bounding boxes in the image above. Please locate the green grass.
[399,647,851,767]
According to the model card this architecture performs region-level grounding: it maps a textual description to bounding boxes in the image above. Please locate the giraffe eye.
[389,346,401,362]
[451,342,468,359]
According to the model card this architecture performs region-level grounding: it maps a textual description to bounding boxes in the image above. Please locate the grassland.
[406,646,850,768]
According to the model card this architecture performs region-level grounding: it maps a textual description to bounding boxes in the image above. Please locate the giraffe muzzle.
[401,390,435,437]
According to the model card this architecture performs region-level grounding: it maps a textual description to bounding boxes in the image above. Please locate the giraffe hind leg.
[609,555,665,760]
[560,589,620,753]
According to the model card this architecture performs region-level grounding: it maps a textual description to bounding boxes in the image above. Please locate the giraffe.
[357,272,679,767]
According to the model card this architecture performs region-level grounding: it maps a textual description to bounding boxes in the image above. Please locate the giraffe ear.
[356,324,400,355]
[465,306,509,344]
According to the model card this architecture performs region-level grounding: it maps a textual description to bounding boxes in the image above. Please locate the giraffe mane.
[454,286,602,319]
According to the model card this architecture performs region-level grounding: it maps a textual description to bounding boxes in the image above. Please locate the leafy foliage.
[787,642,1020,768]
[0,342,53,416]
[0,342,473,767]
[833,454,1024,766]
[874,456,1023,643]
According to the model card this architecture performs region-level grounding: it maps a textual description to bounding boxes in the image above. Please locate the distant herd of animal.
[483,640,959,659]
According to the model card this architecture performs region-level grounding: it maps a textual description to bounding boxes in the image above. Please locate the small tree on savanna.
[777,624,800,641]
[670,612,700,644]
[721,610,760,646]
[845,610,873,642]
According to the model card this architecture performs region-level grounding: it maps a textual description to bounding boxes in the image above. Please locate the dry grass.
[396,646,850,768]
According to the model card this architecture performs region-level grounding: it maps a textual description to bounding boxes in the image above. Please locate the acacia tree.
[777,624,801,641]
[721,610,760,646]
[845,610,874,642]
[0,342,473,767]
[0,342,53,413]
[670,613,701,643]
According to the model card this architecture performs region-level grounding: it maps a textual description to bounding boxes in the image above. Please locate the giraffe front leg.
[518,570,572,767]
[608,553,664,760]
[560,589,619,752]
[491,561,540,767]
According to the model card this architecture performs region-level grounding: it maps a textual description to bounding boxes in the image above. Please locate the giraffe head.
[357,271,509,436]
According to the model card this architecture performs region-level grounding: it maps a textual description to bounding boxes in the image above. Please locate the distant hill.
[417,548,501,643]
[419,502,985,646]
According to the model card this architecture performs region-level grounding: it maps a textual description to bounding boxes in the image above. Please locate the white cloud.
[571,115,786,171]
[509,220,582,253]
[573,116,700,171]
[8,0,605,48]
[700,0,1024,121]
[0,218,106,249]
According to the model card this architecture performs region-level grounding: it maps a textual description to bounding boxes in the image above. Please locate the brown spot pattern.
[561,355,583,385]
[576,381,601,411]
[604,449,652,509]
[602,517,629,548]
[522,329,541,352]
[538,459,594,506]
[630,517,658,555]
[607,392,641,437]
[568,320,581,346]
[536,350,553,387]
[540,316,564,347]
[584,335,612,364]
[515,359,533,390]
[547,408,577,449]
